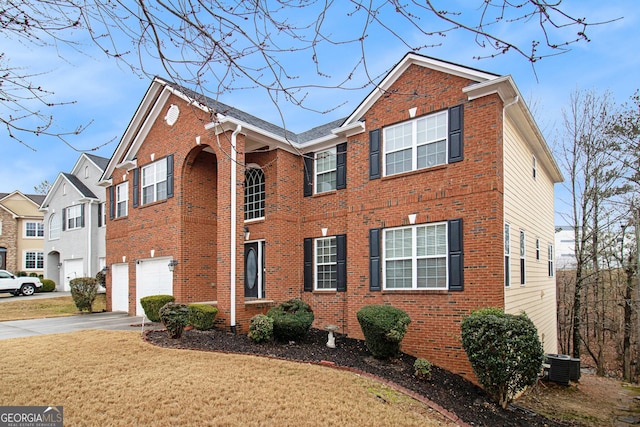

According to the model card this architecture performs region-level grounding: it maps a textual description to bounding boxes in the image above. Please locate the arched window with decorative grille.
[244,167,265,221]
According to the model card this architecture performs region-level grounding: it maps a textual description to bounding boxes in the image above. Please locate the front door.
[244,242,265,298]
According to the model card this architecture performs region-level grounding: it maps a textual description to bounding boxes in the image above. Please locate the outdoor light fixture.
[168,260,179,272]
[244,226,250,241]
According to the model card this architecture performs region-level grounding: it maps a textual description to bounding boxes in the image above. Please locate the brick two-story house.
[100,53,561,377]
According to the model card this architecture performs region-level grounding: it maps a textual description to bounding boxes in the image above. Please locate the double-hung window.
[384,222,447,289]
[142,159,168,205]
[25,251,43,269]
[25,221,44,238]
[315,237,337,290]
[66,205,83,230]
[384,111,447,176]
[315,148,337,193]
[116,182,128,218]
[548,244,554,277]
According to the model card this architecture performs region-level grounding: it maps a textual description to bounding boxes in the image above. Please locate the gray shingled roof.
[0,192,45,205]
[163,80,346,145]
[63,173,98,199]
[85,153,110,171]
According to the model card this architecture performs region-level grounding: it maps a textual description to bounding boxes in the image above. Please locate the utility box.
[569,357,581,381]
[546,354,571,386]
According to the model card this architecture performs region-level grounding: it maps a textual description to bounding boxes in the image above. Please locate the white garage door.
[136,258,173,316]
[63,259,84,291]
[111,263,129,312]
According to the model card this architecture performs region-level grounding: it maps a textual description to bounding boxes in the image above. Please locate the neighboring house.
[99,52,561,378]
[555,226,577,270]
[40,154,109,291]
[0,191,45,275]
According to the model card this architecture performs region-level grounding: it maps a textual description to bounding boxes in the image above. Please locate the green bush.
[414,358,432,380]
[29,272,39,277]
[140,295,175,322]
[461,308,544,409]
[188,304,218,330]
[248,314,274,343]
[16,271,26,277]
[69,277,99,312]
[39,279,56,292]
[356,305,411,359]
[267,299,314,342]
[158,302,189,339]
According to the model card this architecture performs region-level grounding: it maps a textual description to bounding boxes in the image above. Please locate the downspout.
[86,201,92,276]
[230,124,242,334]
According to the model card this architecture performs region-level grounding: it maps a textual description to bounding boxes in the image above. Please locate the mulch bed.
[144,327,575,427]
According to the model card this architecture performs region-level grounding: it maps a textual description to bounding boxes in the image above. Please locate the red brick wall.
[107,66,507,379]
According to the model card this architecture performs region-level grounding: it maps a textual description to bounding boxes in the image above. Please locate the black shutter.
[62,208,66,231]
[369,228,381,291]
[336,234,347,292]
[109,186,115,220]
[448,104,464,163]
[98,203,103,227]
[303,238,313,292]
[167,154,174,199]
[448,218,464,291]
[80,204,85,228]
[303,153,314,197]
[369,129,381,180]
[336,143,347,190]
[132,168,139,208]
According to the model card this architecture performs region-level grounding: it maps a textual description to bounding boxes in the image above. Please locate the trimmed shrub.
[414,358,432,380]
[140,295,175,322]
[267,299,314,342]
[356,305,411,359]
[158,302,189,339]
[16,271,26,277]
[248,314,274,343]
[69,277,99,312]
[461,308,544,409]
[188,304,218,330]
[29,272,39,277]
[39,279,56,292]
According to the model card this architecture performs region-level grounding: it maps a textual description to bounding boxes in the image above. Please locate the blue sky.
[1,1,638,225]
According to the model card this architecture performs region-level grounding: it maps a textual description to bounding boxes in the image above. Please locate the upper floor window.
[244,167,265,221]
[66,205,83,230]
[315,148,337,193]
[535,238,540,260]
[548,244,554,277]
[116,182,128,218]
[25,221,44,238]
[384,111,447,176]
[100,202,107,227]
[532,156,537,179]
[142,159,167,205]
[384,222,447,290]
[24,251,43,270]
[49,215,61,240]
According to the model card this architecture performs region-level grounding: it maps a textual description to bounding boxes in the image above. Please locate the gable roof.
[39,172,100,210]
[0,191,45,207]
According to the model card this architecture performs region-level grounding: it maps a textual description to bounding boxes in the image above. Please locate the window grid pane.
[316,237,337,290]
[244,168,265,220]
[116,182,128,218]
[142,159,168,205]
[315,149,337,193]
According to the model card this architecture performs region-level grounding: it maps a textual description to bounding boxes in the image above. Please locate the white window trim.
[24,221,44,238]
[244,165,265,222]
[116,182,128,218]
[100,202,107,227]
[315,236,337,290]
[141,158,168,205]
[315,147,337,194]
[49,214,61,241]
[383,110,448,177]
[24,250,44,270]
[548,243,554,277]
[382,221,448,290]
[66,205,83,230]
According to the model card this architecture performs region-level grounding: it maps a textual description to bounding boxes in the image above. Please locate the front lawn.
[0,294,106,321]
[0,330,453,426]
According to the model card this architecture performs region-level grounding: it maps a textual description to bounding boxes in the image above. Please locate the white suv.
[0,270,43,296]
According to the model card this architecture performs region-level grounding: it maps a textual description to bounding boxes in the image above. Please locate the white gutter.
[230,124,242,332]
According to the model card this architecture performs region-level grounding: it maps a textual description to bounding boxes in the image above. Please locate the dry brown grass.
[0,330,455,426]
[0,294,106,321]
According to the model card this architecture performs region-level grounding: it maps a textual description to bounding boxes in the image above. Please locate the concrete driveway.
[0,312,150,340]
